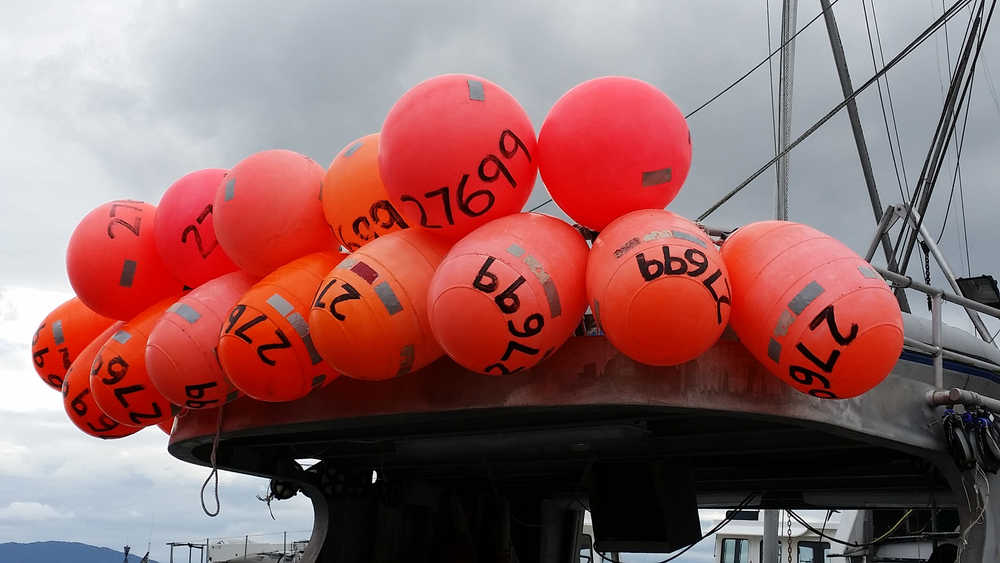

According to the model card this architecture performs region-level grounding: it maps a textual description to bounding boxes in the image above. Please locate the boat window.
[721,538,750,563]
[797,540,830,563]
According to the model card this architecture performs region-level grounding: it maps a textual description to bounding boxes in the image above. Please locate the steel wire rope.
[698,0,974,222]
[862,0,908,203]
[871,0,914,197]
[787,507,913,549]
[524,0,843,216]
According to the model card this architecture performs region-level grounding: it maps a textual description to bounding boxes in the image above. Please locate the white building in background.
[712,510,843,563]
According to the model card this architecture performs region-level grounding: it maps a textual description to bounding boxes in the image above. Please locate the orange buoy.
[31,297,115,390]
[154,168,239,287]
[91,296,180,426]
[537,77,691,230]
[67,200,185,319]
[62,322,141,439]
[587,210,731,366]
[379,74,537,240]
[309,230,451,380]
[146,271,258,409]
[217,252,341,402]
[157,417,176,435]
[721,221,904,399]
[213,150,336,276]
[428,213,588,374]
[321,133,409,251]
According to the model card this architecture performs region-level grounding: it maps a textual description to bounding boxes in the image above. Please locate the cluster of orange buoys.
[32,74,905,441]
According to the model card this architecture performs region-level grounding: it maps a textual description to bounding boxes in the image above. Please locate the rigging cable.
[871,0,913,196]
[526,0,843,215]
[787,508,914,549]
[892,0,993,274]
[698,0,975,222]
[765,0,780,196]
[862,0,908,203]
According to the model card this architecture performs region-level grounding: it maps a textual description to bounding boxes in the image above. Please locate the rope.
[200,406,224,517]
[698,0,974,222]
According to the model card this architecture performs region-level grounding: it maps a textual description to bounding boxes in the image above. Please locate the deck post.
[763,509,779,563]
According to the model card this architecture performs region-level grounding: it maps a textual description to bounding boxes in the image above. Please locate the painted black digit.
[233,314,268,344]
[795,342,841,373]
[101,356,129,385]
[224,304,247,334]
[128,402,163,425]
[400,194,441,228]
[87,415,119,433]
[499,129,531,162]
[91,354,103,377]
[185,381,219,409]
[662,246,688,275]
[180,204,218,258]
[425,187,454,226]
[684,248,708,277]
[32,324,42,346]
[808,389,839,399]
[456,173,494,217]
[478,155,516,188]
[328,281,361,321]
[809,305,859,346]
[473,257,499,293]
[484,362,512,375]
[337,226,362,251]
[370,199,409,229]
[256,329,292,366]
[495,276,526,314]
[313,279,337,309]
[508,313,544,338]
[113,384,144,408]
[702,269,732,324]
[58,347,71,370]
[107,202,143,239]
[352,216,376,243]
[69,389,88,416]
[33,347,48,368]
[500,340,539,362]
[788,365,832,389]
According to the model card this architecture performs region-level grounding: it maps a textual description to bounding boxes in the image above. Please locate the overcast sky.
[2,1,999,561]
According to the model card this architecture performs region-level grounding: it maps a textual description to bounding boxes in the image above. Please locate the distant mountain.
[0,541,157,563]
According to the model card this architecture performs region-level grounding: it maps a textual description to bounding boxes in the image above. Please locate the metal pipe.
[928,388,1000,413]
[764,509,779,563]
[906,207,993,342]
[865,206,898,263]
[932,292,944,388]
[875,267,1000,320]
[903,336,1000,374]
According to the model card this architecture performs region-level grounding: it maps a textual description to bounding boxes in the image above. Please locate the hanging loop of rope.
[201,406,225,517]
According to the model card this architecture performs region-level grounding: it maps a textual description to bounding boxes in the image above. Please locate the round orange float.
[309,230,452,380]
[217,252,342,402]
[587,210,731,366]
[154,168,238,287]
[62,322,141,439]
[213,150,335,276]
[91,296,180,426]
[66,200,185,320]
[379,74,537,240]
[32,297,115,390]
[538,77,692,230]
[146,271,258,409]
[322,133,409,251]
[428,213,588,374]
[721,221,904,399]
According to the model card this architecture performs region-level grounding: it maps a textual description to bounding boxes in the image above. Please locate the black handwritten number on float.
[342,200,410,250]
[33,347,48,368]
[400,130,530,227]
[313,278,361,321]
[106,202,143,239]
[635,245,731,323]
[223,304,293,366]
[101,356,129,385]
[185,382,219,409]
[790,305,859,399]
[473,255,545,374]
[181,204,219,258]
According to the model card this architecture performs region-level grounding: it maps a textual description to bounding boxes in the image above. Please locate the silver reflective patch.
[286,312,310,338]
[112,330,132,345]
[858,266,880,279]
[788,281,825,315]
[344,141,363,157]
[507,243,526,258]
[767,339,782,363]
[641,167,672,186]
[374,282,403,315]
[397,344,415,376]
[224,177,236,201]
[468,79,485,101]
[542,278,562,318]
[670,230,707,248]
[170,303,202,324]
[119,260,137,287]
[773,310,795,337]
[266,293,294,317]
[52,320,65,345]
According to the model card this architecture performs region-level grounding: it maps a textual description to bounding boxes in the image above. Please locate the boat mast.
[775,0,797,221]
[819,0,911,312]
